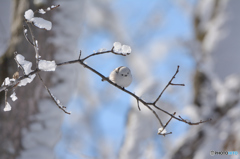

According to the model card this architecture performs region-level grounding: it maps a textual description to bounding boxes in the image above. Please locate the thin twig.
[25,22,40,68]
[5,90,8,106]
[78,50,82,60]
[178,116,212,125]
[153,65,185,105]
[37,73,71,114]
[35,4,60,14]
[161,132,172,136]
[81,48,129,62]
[23,25,34,46]
[0,69,39,92]
[158,112,176,136]
[137,99,141,111]
[163,112,176,129]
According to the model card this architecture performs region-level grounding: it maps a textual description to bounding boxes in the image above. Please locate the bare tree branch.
[23,25,34,46]
[25,22,40,68]
[34,4,60,14]
[81,47,129,62]
[153,65,185,105]
[137,99,141,111]
[158,112,175,136]
[37,73,71,114]
[5,89,8,106]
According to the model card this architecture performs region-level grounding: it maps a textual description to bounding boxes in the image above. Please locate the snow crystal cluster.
[38,60,57,71]
[24,9,52,30]
[16,54,36,86]
[113,42,131,54]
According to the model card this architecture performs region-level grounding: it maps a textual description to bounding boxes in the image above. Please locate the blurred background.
[0,0,239,159]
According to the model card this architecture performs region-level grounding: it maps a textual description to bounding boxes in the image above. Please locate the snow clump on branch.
[3,102,11,112]
[24,9,52,30]
[113,42,131,55]
[16,54,36,86]
[38,60,57,71]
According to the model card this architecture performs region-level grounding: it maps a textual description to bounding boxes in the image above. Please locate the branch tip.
[79,50,82,59]
[137,99,141,111]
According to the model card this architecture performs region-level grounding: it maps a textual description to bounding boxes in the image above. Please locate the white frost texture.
[10,92,18,101]
[1,77,15,87]
[39,60,56,71]
[24,9,52,30]
[2,77,10,86]
[113,42,131,54]
[32,17,52,31]
[3,102,11,111]
[16,54,36,86]
[122,45,131,54]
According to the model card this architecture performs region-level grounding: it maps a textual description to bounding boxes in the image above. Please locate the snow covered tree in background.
[0,0,82,159]
[166,0,240,158]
